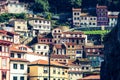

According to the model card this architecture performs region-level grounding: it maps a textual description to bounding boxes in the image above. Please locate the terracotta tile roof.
[10,58,29,62]
[10,44,32,53]
[0,30,18,35]
[54,44,63,49]
[96,5,107,8]
[72,8,81,11]
[29,59,68,68]
[108,15,118,18]
[51,54,70,59]
[10,47,26,53]
[78,75,100,80]
[85,45,104,49]
[0,40,12,45]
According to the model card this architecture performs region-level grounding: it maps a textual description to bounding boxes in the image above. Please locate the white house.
[31,43,50,56]
[7,2,27,13]
[10,44,30,80]
[28,18,51,36]
[108,15,118,27]
[80,14,97,27]
[72,8,81,26]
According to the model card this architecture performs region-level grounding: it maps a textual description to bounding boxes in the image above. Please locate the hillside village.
[0,0,119,80]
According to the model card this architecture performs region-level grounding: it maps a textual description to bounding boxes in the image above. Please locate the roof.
[0,30,18,35]
[0,40,12,45]
[96,5,107,8]
[78,75,100,80]
[51,54,69,59]
[54,44,62,49]
[63,31,84,35]
[108,15,118,18]
[10,58,29,62]
[72,8,81,11]
[85,45,104,49]
[29,59,68,68]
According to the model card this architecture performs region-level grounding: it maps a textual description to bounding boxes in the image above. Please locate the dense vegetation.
[19,0,120,13]
[0,13,26,22]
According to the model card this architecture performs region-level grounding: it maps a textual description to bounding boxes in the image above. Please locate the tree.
[30,0,49,13]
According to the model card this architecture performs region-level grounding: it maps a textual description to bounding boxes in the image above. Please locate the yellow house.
[28,59,69,80]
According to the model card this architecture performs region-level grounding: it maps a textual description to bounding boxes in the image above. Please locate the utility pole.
[48,44,53,80]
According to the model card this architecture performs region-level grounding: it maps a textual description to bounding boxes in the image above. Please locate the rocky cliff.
[101,13,120,80]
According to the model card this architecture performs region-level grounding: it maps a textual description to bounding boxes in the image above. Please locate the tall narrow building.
[0,40,11,80]
[96,5,108,26]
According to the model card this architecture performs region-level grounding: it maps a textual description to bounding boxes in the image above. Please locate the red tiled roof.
[29,59,68,68]
[96,5,107,8]
[108,15,118,18]
[72,8,81,11]
[54,44,62,49]
[85,45,104,49]
[51,54,69,59]
[0,40,12,45]
[10,58,29,62]
[78,75,100,80]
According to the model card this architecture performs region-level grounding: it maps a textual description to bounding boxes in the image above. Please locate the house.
[96,5,108,26]
[50,54,70,65]
[65,43,83,59]
[68,60,83,80]
[28,59,69,80]
[72,8,81,27]
[52,28,62,44]
[26,52,48,62]
[28,18,51,36]
[7,1,27,13]
[9,19,30,37]
[53,44,66,55]
[85,45,104,70]
[67,59,92,80]
[108,15,118,27]
[10,44,29,80]
[0,40,12,80]
[31,43,50,56]
[37,36,53,44]
[0,30,20,44]
[78,75,100,80]
[61,31,87,45]
[0,1,8,14]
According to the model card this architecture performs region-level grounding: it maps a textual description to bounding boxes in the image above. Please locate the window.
[2,58,7,67]
[44,78,47,80]
[44,46,47,49]
[68,45,70,48]
[82,67,84,70]
[53,69,56,74]
[44,67,48,73]
[53,79,56,80]
[39,26,41,28]
[76,51,81,54]
[20,76,24,80]
[38,46,40,49]
[72,46,74,48]
[17,26,20,29]
[11,53,14,57]
[20,64,24,70]
[35,20,37,23]
[86,67,89,70]
[74,13,76,15]
[62,72,65,75]
[0,46,2,52]
[17,54,21,58]
[13,76,17,80]
[2,71,6,79]
[13,64,17,69]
